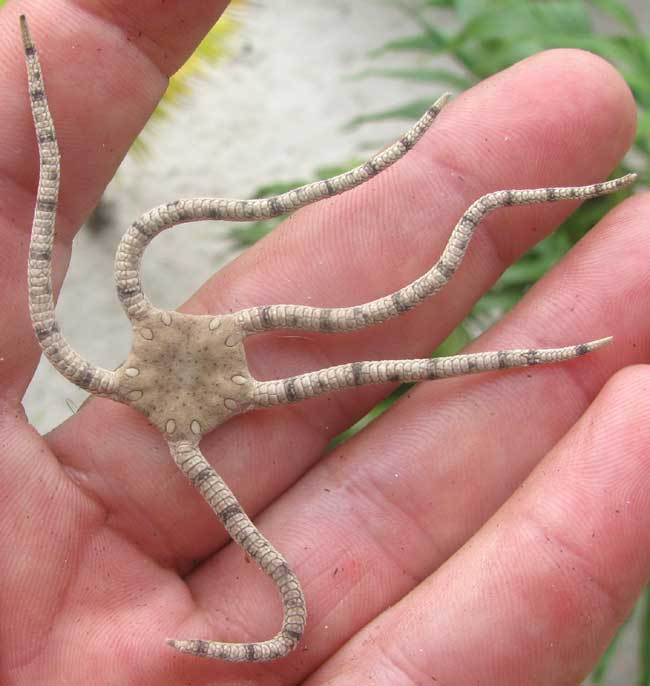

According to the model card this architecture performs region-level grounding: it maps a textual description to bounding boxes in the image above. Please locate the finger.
[0,409,103,675]
[47,49,637,571]
[304,365,650,686]
[0,0,229,400]
[160,191,650,682]
[0,1,228,677]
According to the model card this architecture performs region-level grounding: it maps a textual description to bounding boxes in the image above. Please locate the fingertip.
[442,48,637,185]
[591,363,650,450]
[518,48,637,156]
[596,188,650,227]
[511,48,635,122]
[541,363,650,568]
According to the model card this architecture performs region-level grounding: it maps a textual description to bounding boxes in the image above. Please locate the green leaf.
[521,32,650,109]
[453,0,494,22]
[393,0,450,44]
[371,33,446,56]
[589,0,640,32]
[591,606,635,682]
[249,180,308,198]
[329,383,414,447]
[565,189,633,243]
[638,111,650,140]
[346,99,433,128]
[433,323,472,356]
[497,234,570,289]
[453,1,592,46]
[453,37,547,77]
[535,34,646,69]
[229,219,282,246]
[315,162,363,179]
[640,586,650,686]
[351,67,473,90]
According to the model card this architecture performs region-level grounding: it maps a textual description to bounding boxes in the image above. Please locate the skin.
[1,1,650,685]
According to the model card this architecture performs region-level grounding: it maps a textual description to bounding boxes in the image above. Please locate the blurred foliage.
[229,2,647,681]
[132,1,246,156]
[641,586,650,686]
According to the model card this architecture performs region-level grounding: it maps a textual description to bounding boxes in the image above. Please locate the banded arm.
[167,441,306,662]
[251,337,612,407]
[237,175,636,335]
[21,17,116,396]
[114,94,451,322]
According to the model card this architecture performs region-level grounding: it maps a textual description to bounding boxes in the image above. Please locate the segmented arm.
[167,441,306,662]
[251,337,612,407]
[21,16,116,396]
[236,175,636,335]
[114,94,451,322]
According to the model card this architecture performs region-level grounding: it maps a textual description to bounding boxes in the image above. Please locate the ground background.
[21,2,650,683]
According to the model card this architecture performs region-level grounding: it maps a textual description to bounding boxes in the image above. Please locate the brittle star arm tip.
[592,335,614,348]
[19,13,30,41]
[249,337,612,408]
[22,14,117,397]
[165,440,306,661]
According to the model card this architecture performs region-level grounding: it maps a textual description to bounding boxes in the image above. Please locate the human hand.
[2,2,649,685]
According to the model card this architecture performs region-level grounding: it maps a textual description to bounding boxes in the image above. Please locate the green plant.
[133,1,246,156]
[228,2,648,681]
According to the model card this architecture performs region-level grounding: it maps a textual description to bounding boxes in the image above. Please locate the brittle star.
[20,14,636,663]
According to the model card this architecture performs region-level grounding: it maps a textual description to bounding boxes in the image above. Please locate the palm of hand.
[2,3,650,686]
